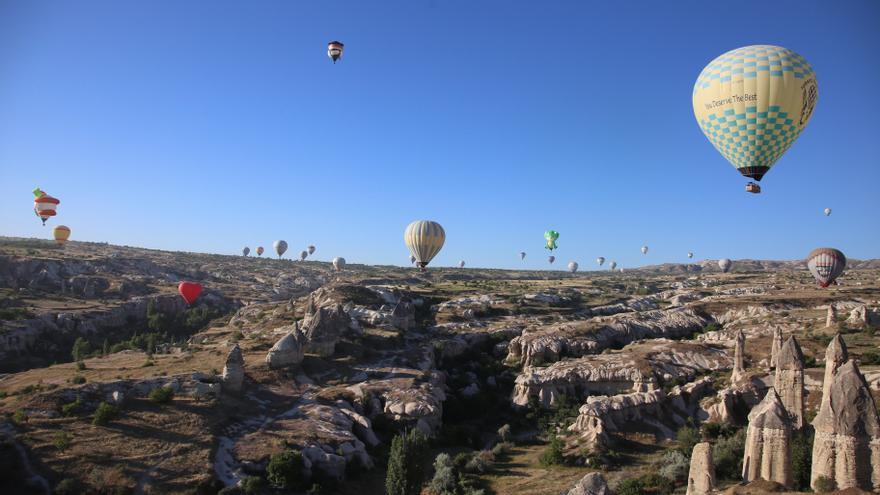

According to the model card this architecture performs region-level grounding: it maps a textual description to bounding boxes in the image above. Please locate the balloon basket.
[745,182,761,194]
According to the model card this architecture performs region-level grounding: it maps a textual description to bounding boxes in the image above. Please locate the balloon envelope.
[568,261,578,273]
[53,225,70,246]
[459,260,465,268]
[719,258,733,273]
[688,252,694,259]
[300,250,308,261]
[308,245,316,255]
[520,252,526,260]
[610,261,617,270]
[596,257,605,266]
[178,282,202,305]
[824,208,831,216]
[807,248,846,288]
[33,189,60,225]
[404,220,445,268]
[693,45,818,185]
[641,246,648,254]
[332,257,346,271]
[544,230,559,250]
[273,240,288,258]
[256,246,264,256]
[548,256,555,264]
[242,247,250,256]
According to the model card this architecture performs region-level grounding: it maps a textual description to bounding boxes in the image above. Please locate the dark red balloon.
[178,282,202,305]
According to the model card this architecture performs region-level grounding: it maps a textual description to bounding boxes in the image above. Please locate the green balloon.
[544,230,559,251]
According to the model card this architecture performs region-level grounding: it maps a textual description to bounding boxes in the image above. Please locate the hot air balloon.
[520,252,526,261]
[824,208,832,216]
[300,250,308,261]
[641,246,648,255]
[568,261,579,273]
[544,231,559,251]
[548,256,555,264]
[807,248,846,288]
[256,246,264,257]
[719,258,733,273]
[693,45,818,194]
[688,252,694,259]
[404,220,445,270]
[596,257,605,266]
[53,225,70,246]
[178,282,202,305]
[308,245,316,255]
[332,257,346,272]
[33,188,59,225]
[328,41,344,63]
[459,260,465,268]
[610,261,617,270]
[242,247,250,257]
[619,268,624,273]
[273,240,288,259]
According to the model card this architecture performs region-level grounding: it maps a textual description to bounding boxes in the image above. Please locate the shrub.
[539,435,565,467]
[464,450,494,474]
[71,375,86,385]
[491,441,512,458]
[71,337,90,363]
[658,449,689,483]
[702,322,722,333]
[386,429,430,495]
[53,431,72,452]
[92,402,118,426]
[76,361,86,371]
[813,475,835,492]
[429,453,458,495]
[713,428,746,480]
[240,476,265,495]
[860,351,880,366]
[676,426,700,455]
[615,474,674,495]
[54,478,84,495]
[12,410,28,425]
[791,430,814,490]
[148,386,174,404]
[61,397,83,417]
[497,423,512,443]
[266,450,305,490]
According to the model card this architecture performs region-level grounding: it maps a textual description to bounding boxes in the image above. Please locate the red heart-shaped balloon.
[178,282,203,305]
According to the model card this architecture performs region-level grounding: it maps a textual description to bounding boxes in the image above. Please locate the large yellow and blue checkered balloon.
[693,45,818,182]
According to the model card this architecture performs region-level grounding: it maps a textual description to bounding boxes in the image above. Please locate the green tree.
[676,425,700,455]
[791,430,814,490]
[71,337,90,363]
[539,435,565,467]
[429,453,457,495]
[386,434,408,495]
[102,338,109,356]
[386,429,430,495]
[146,333,157,357]
[266,450,305,490]
[147,301,167,333]
[92,402,118,426]
[53,431,71,452]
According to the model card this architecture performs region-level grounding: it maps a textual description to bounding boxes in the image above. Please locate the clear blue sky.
[1,1,878,270]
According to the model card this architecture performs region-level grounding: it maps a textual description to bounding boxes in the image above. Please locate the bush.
[53,431,72,452]
[71,337,90,363]
[497,424,512,443]
[860,351,880,366]
[61,397,83,417]
[240,476,265,495]
[71,375,86,385]
[813,475,835,492]
[790,430,814,490]
[92,402,118,426]
[491,442,513,458]
[658,449,690,483]
[676,426,700,455]
[54,478,84,495]
[76,361,86,371]
[615,474,674,495]
[713,428,746,480]
[148,386,175,404]
[266,450,305,490]
[12,410,28,425]
[429,453,458,495]
[539,436,565,467]
[464,450,494,474]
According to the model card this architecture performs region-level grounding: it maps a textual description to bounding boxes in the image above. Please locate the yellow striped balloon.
[693,45,818,191]
[404,220,445,269]
[53,225,70,246]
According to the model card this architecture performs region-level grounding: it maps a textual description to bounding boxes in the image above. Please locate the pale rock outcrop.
[826,304,838,328]
[810,360,880,491]
[506,307,711,367]
[699,376,766,425]
[732,329,746,381]
[513,340,731,407]
[847,305,868,326]
[300,292,350,357]
[265,325,305,369]
[686,442,715,495]
[566,472,611,495]
[742,388,792,487]
[221,344,245,394]
[769,327,783,370]
[821,334,848,410]
[774,336,804,429]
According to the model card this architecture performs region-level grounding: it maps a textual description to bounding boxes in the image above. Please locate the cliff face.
[811,360,880,491]
[742,388,792,487]
[774,336,804,429]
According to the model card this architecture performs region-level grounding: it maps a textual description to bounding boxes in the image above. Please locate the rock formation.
[810,360,880,491]
[220,344,244,394]
[769,327,783,370]
[732,329,745,381]
[686,442,715,495]
[847,304,868,327]
[742,388,792,487]
[566,472,611,495]
[773,335,804,429]
[301,294,350,357]
[826,304,838,328]
[821,334,847,410]
[266,325,305,369]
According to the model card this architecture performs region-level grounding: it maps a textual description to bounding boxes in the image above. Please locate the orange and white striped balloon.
[53,225,71,246]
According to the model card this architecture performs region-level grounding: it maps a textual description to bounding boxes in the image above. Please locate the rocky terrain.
[1,236,879,495]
